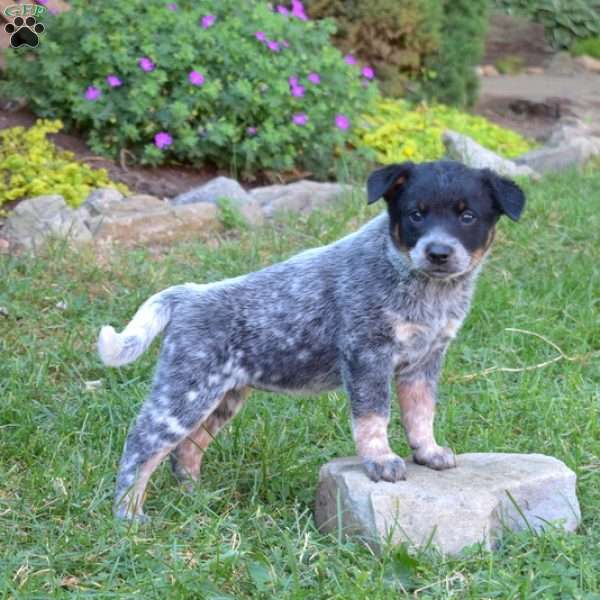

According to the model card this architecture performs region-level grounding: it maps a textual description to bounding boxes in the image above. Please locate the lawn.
[1,167,599,598]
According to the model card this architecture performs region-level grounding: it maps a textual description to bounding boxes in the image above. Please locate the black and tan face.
[367,160,526,279]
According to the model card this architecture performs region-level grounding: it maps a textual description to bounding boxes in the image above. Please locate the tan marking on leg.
[174,388,249,481]
[121,446,174,518]
[397,379,455,469]
[352,414,393,459]
[443,318,461,339]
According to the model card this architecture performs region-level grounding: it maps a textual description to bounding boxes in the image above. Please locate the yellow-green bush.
[357,99,535,163]
[0,120,128,208]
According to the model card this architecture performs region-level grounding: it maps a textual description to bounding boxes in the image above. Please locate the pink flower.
[84,86,101,101]
[335,114,350,130]
[246,127,257,136]
[154,132,173,149]
[138,57,155,72]
[188,70,205,86]
[106,74,122,88]
[291,85,305,97]
[37,0,48,3]
[362,66,375,79]
[255,31,267,42]
[291,0,308,20]
[282,40,290,48]
[292,113,308,126]
[267,40,280,52]
[166,3,177,10]
[276,5,289,15]
[307,72,320,84]
[288,75,299,87]
[201,14,216,28]
[344,54,357,66]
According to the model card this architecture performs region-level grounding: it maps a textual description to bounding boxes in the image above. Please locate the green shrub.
[304,0,442,97]
[357,99,535,164]
[0,120,128,208]
[571,37,600,59]
[423,0,490,109]
[493,0,600,49]
[495,55,525,74]
[4,0,377,178]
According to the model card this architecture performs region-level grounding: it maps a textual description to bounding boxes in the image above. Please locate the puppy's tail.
[98,288,174,367]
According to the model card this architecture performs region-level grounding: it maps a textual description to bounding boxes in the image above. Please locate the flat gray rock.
[443,131,537,178]
[88,202,222,246]
[516,137,600,173]
[4,195,92,250]
[315,453,580,555]
[171,176,263,226]
[250,180,354,217]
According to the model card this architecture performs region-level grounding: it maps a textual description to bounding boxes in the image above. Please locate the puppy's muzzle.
[426,243,454,266]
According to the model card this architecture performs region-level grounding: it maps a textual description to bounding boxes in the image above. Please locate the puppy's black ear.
[367,162,414,204]
[483,169,526,221]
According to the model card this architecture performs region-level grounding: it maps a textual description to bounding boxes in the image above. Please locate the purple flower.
[292,113,308,126]
[335,114,350,131]
[138,57,155,72]
[288,75,299,87]
[154,132,173,149]
[255,31,267,42]
[106,74,122,88]
[362,65,375,79]
[37,0,48,4]
[166,2,177,10]
[267,40,280,52]
[307,72,320,84]
[291,0,308,20]
[276,5,289,15]
[246,127,258,136]
[344,54,357,66]
[291,85,305,97]
[201,14,216,28]
[84,86,101,101]
[188,70,205,86]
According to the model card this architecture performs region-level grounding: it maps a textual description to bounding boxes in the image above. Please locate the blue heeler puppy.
[98,160,526,521]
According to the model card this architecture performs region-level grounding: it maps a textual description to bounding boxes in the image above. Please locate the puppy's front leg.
[344,357,406,482]
[397,378,456,470]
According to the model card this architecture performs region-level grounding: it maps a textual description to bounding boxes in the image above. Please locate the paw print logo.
[5,16,45,48]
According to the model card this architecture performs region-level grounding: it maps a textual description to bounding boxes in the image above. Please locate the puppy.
[98,160,525,520]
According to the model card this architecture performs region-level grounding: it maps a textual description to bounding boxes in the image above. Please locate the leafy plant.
[4,0,377,179]
[0,120,128,208]
[304,0,442,97]
[423,0,490,109]
[493,0,600,49]
[357,99,536,164]
[495,55,526,74]
[570,37,600,59]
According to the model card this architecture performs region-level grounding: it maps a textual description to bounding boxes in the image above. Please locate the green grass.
[1,167,599,598]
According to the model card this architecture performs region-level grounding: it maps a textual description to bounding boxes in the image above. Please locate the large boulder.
[315,454,580,555]
[443,131,537,178]
[3,195,92,250]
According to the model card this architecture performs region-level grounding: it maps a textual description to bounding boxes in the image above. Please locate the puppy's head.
[367,160,526,279]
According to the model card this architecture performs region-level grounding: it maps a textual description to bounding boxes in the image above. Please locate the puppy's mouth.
[422,266,465,279]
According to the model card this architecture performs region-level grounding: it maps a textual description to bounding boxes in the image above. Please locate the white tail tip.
[98,325,142,367]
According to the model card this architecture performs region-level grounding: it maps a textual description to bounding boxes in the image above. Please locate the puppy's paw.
[363,453,407,482]
[413,446,456,470]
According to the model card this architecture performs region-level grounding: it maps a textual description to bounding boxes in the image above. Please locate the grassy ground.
[1,167,599,598]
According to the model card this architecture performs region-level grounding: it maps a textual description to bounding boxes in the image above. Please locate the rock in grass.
[4,195,92,250]
[171,176,263,226]
[443,131,537,178]
[250,180,355,218]
[315,454,580,555]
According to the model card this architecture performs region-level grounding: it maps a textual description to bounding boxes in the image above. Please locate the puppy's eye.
[408,210,424,224]
[460,210,476,224]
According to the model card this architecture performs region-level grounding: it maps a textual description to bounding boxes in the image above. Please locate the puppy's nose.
[426,243,453,265]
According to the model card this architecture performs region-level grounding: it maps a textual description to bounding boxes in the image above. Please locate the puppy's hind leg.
[170,388,249,489]
[114,385,229,521]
